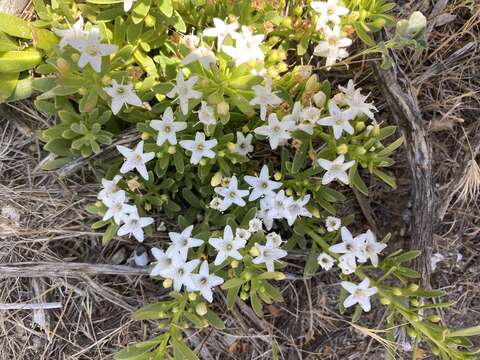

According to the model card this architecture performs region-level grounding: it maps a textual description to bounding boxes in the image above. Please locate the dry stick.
[372,42,434,288]
[0,262,149,278]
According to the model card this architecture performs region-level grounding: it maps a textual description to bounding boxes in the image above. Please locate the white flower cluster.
[149,220,287,303]
[98,175,153,242]
[211,165,312,230]
[310,0,352,69]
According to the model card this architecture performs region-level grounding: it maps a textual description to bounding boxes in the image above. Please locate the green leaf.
[447,326,480,338]
[388,250,421,263]
[44,138,72,157]
[0,31,18,51]
[250,290,263,316]
[377,136,404,156]
[226,285,240,309]
[102,222,119,245]
[132,0,151,24]
[115,343,154,360]
[157,0,173,17]
[0,48,42,73]
[172,11,186,32]
[173,150,184,174]
[303,242,319,278]
[291,141,308,174]
[353,22,376,46]
[41,157,71,170]
[0,12,32,39]
[221,278,245,290]
[171,337,199,360]
[31,27,58,53]
[349,162,369,195]
[373,168,397,189]
[132,302,172,320]
[182,188,203,208]
[351,304,363,323]
[0,72,18,103]
[204,309,225,330]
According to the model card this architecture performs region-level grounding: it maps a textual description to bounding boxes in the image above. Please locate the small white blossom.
[431,253,445,271]
[70,27,118,73]
[209,225,246,265]
[197,101,217,126]
[338,254,357,274]
[329,227,367,263]
[318,100,355,139]
[102,191,136,225]
[191,261,224,302]
[285,195,312,226]
[179,132,217,165]
[182,46,216,69]
[359,230,386,267]
[341,278,377,312]
[244,165,282,201]
[168,225,204,259]
[338,80,377,120]
[325,216,341,232]
[252,242,287,272]
[181,34,200,49]
[313,91,327,108]
[222,26,264,65]
[166,71,202,115]
[149,107,187,146]
[214,175,250,211]
[313,25,351,69]
[249,77,282,121]
[317,252,335,270]
[123,0,137,11]
[248,218,263,233]
[150,248,174,277]
[266,232,282,247]
[98,175,123,203]
[235,228,251,242]
[234,132,254,156]
[117,141,155,180]
[53,16,86,49]
[311,0,349,29]
[317,154,355,185]
[117,211,154,242]
[254,113,294,150]
[209,197,223,210]
[282,102,318,135]
[103,80,142,115]
[203,18,239,49]
[162,257,200,292]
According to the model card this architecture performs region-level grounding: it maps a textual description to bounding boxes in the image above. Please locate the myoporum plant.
[0,0,478,359]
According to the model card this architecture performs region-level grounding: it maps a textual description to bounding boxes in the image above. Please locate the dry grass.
[1,1,479,359]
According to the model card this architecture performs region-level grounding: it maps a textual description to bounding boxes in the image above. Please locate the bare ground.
[0,1,479,359]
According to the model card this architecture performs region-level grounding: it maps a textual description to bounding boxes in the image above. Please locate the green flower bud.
[144,14,156,28]
[392,288,402,296]
[217,101,229,115]
[410,298,419,307]
[380,297,391,305]
[355,146,367,156]
[355,121,366,132]
[336,144,349,154]
[188,293,197,301]
[408,283,419,292]
[195,303,208,316]
[141,132,150,140]
[428,314,441,323]
[406,326,417,338]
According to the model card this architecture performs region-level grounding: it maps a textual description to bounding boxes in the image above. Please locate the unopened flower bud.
[428,314,441,323]
[274,272,285,280]
[230,260,239,269]
[199,159,208,166]
[380,297,391,305]
[355,146,367,156]
[410,298,419,307]
[406,326,417,338]
[141,132,150,140]
[240,291,248,300]
[167,146,176,154]
[249,247,260,257]
[408,284,419,292]
[281,17,292,28]
[273,172,282,181]
[242,271,252,281]
[163,278,172,288]
[305,74,320,92]
[78,88,87,95]
[188,293,197,301]
[144,14,156,28]
[313,91,326,107]
[371,124,380,137]
[336,144,349,154]
[392,288,402,296]
[195,303,208,316]
[217,101,229,115]
[355,121,366,132]
[294,65,312,82]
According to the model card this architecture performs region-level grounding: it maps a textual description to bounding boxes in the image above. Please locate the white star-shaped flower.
[102,191,136,225]
[318,100,355,139]
[191,261,224,302]
[317,252,335,270]
[235,228,251,242]
[53,16,86,49]
[98,175,122,203]
[282,102,318,135]
[197,101,216,126]
[317,154,355,185]
[117,141,155,180]
[123,0,137,11]
[325,216,341,232]
[254,113,294,150]
[329,226,367,263]
[182,46,216,69]
[252,242,287,272]
[209,225,246,265]
[203,18,239,49]
[161,257,200,292]
[70,27,118,73]
[248,218,263,233]
[341,278,377,312]
[150,247,175,277]
[338,254,357,274]
[250,77,282,121]
[266,232,283,247]
[222,26,265,65]
[117,210,154,242]
[179,132,217,165]
[313,25,351,70]
[244,165,282,201]
[214,175,249,211]
[358,230,386,267]
[311,0,350,29]
[234,132,254,156]
[103,80,142,115]
[166,71,202,115]
[168,225,204,259]
[258,196,276,230]
[285,194,312,226]
[149,107,187,146]
[338,80,377,120]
